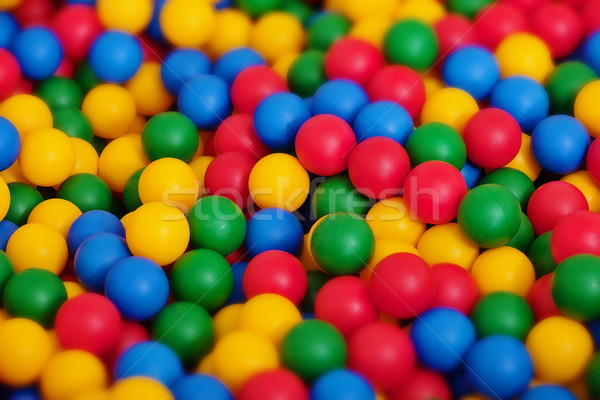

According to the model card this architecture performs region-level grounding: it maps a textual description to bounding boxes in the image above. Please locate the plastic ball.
[52,4,103,61]
[11,27,62,80]
[0,49,20,102]
[56,173,112,213]
[97,134,147,192]
[178,74,231,131]
[420,88,479,133]
[311,79,369,124]
[433,14,478,58]
[29,195,85,238]
[36,76,82,109]
[587,353,600,399]
[172,374,232,400]
[249,11,304,65]
[244,207,302,258]
[141,112,198,162]
[70,137,98,175]
[530,3,582,58]
[0,221,16,251]
[552,254,600,321]
[203,151,255,208]
[490,76,549,132]
[442,46,500,101]
[6,223,68,275]
[366,65,425,119]
[0,117,19,172]
[97,0,151,33]
[106,377,173,400]
[495,32,554,83]
[448,0,493,18]
[124,62,173,116]
[588,140,600,187]
[545,62,597,116]
[214,47,266,86]
[81,84,136,139]
[206,8,252,58]
[306,12,349,51]
[562,170,600,213]
[254,92,310,151]
[575,80,600,138]
[584,30,600,74]
[521,385,577,400]
[471,246,535,297]
[475,4,527,50]
[526,232,556,279]
[405,123,465,170]
[214,114,269,159]
[52,107,93,142]
[417,223,479,270]
[471,291,534,340]
[0,95,52,139]
[138,157,198,212]
[506,212,535,253]
[311,369,374,400]
[114,341,183,387]
[88,30,142,84]
[4,182,43,226]
[238,369,307,400]
[325,37,383,86]
[390,369,451,400]
[431,263,479,314]
[287,51,325,98]
[160,49,211,97]
[480,168,534,211]
[353,101,413,145]
[104,320,150,368]
[73,233,129,292]
[67,210,124,255]
[231,66,288,116]
[160,0,215,47]
[384,20,438,71]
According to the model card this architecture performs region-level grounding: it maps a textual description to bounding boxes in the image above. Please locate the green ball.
[307,12,351,51]
[506,213,534,253]
[5,182,43,226]
[110,195,126,219]
[311,175,371,219]
[123,168,144,212]
[52,108,93,142]
[0,251,14,306]
[288,50,327,98]
[405,122,466,169]
[3,269,67,327]
[152,301,215,367]
[56,173,112,213]
[470,291,534,340]
[299,270,332,313]
[90,135,108,156]
[74,61,101,93]
[552,254,600,321]
[586,353,600,398]
[235,0,283,16]
[170,249,233,311]
[141,112,199,162]
[384,20,438,71]
[311,212,375,275]
[280,0,313,25]
[457,184,521,248]
[36,77,83,109]
[187,195,246,256]
[281,319,347,381]
[545,61,597,115]
[480,168,534,210]
[448,0,494,18]
[527,231,557,278]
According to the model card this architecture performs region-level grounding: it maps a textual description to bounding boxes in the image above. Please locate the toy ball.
[405,122,466,170]
[310,369,374,400]
[6,223,69,275]
[238,368,307,400]
[214,47,266,86]
[442,46,500,101]
[88,30,142,84]
[81,84,136,140]
[348,137,411,199]
[552,254,600,321]
[403,160,467,224]
[353,101,414,145]
[527,231,557,278]
[11,27,62,80]
[245,207,303,257]
[214,114,269,159]
[417,223,479,270]
[0,220,17,251]
[587,353,600,399]
[56,173,112,214]
[287,49,327,97]
[473,3,527,50]
[466,335,533,399]
[306,12,350,51]
[67,210,124,256]
[480,167,535,210]
[312,174,371,219]
[35,76,83,110]
[296,114,356,176]
[383,19,438,71]
[51,4,103,61]
[4,182,44,227]
[420,87,479,133]
[54,293,122,356]
[430,263,479,314]
[369,252,435,319]
[530,2,582,59]
[434,13,478,56]
[254,92,311,151]
[495,32,554,83]
[141,112,199,162]
[504,212,534,253]
[0,11,18,48]
[545,61,597,116]
[366,65,425,118]
[160,48,212,96]
[311,79,369,124]
[325,37,384,86]
[521,385,576,400]
[588,139,600,186]
[575,80,600,139]
[74,233,130,292]
[159,0,215,47]
[19,128,75,187]
[0,49,20,102]
[178,74,231,130]
[114,341,184,388]
[460,161,485,192]
[105,376,172,400]
[204,151,256,209]
[583,30,600,75]
[0,116,19,171]
[105,320,150,368]
[390,368,451,400]
[471,246,535,297]
[471,291,534,340]
[172,374,232,400]
[231,65,288,115]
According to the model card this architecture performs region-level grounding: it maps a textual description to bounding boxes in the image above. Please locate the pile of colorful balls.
[2,0,600,399]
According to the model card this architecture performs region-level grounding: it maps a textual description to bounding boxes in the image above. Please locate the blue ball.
[161,49,212,96]
[11,27,63,80]
[172,374,233,400]
[353,101,414,144]
[74,233,131,292]
[466,335,533,400]
[7,387,41,400]
[215,0,234,9]
[410,307,476,372]
[586,318,600,348]
[115,341,184,387]
[583,30,600,76]
[442,46,500,101]
[88,30,142,84]
[66,0,95,4]
[146,0,168,42]
[460,160,483,189]
[0,220,17,251]
[311,369,375,400]
[226,261,247,304]
[178,74,231,130]
[104,256,169,321]
[67,210,125,256]
[214,47,266,86]
[253,92,311,150]
[311,79,370,124]
[245,207,304,258]
[521,385,576,400]
[490,76,549,132]
[0,12,18,49]
[0,116,20,171]
[531,115,590,175]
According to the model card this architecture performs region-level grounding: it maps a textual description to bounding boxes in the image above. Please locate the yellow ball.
[189,155,213,192]
[212,330,279,393]
[349,17,392,49]
[69,389,109,400]
[339,0,397,21]
[206,9,253,58]
[249,153,309,212]
[82,84,137,140]
[40,350,108,400]
[214,303,244,341]
[196,352,214,374]
[120,212,134,231]
[365,197,426,246]
[0,176,9,221]
[124,62,174,116]
[0,0,20,10]
[64,281,87,299]
[97,0,152,33]
[106,377,173,400]
[0,318,52,386]
[129,114,147,135]
[160,0,216,48]
[561,170,600,213]
[70,137,99,176]
[19,128,75,187]
[125,201,190,266]
[417,223,479,271]
[250,12,304,65]
[6,223,68,274]
[423,74,445,99]
[299,233,320,272]
[503,133,541,181]
[574,80,600,138]
[395,0,446,25]
[495,33,554,83]
[138,157,199,212]
[470,246,535,297]
[273,53,299,80]
[420,88,479,133]
[99,134,149,193]
[360,238,420,282]
[27,199,82,238]
[0,159,31,185]
[237,293,302,346]
[0,94,52,137]
[526,316,593,384]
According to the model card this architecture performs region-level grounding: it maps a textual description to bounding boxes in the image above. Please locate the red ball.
[54,293,122,356]
[105,321,150,367]
[54,58,74,78]
[433,14,479,60]
[0,49,21,101]
[243,250,308,305]
[530,3,583,58]
[430,263,479,315]
[314,276,379,339]
[231,66,288,114]
[238,369,309,400]
[463,108,522,169]
[214,114,270,160]
[203,133,216,157]
[203,151,257,209]
[325,38,384,87]
[139,35,165,63]
[295,115,356,176]
[502,0,550,13]
[526,273,562,321]
[348,137,411,199]
[551,210,600,263]
[52,5,103,61]
[366,66,426,118]
[527,181,588,236]
[14,0,54,27]
[403,161,467,225]
[586,138,600,185]
[13,79,33,96]
[390,368,452,400]
[368,253,435,319]
[474,4,529,50]
[582,0,600,35]
[348,322,416,391]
